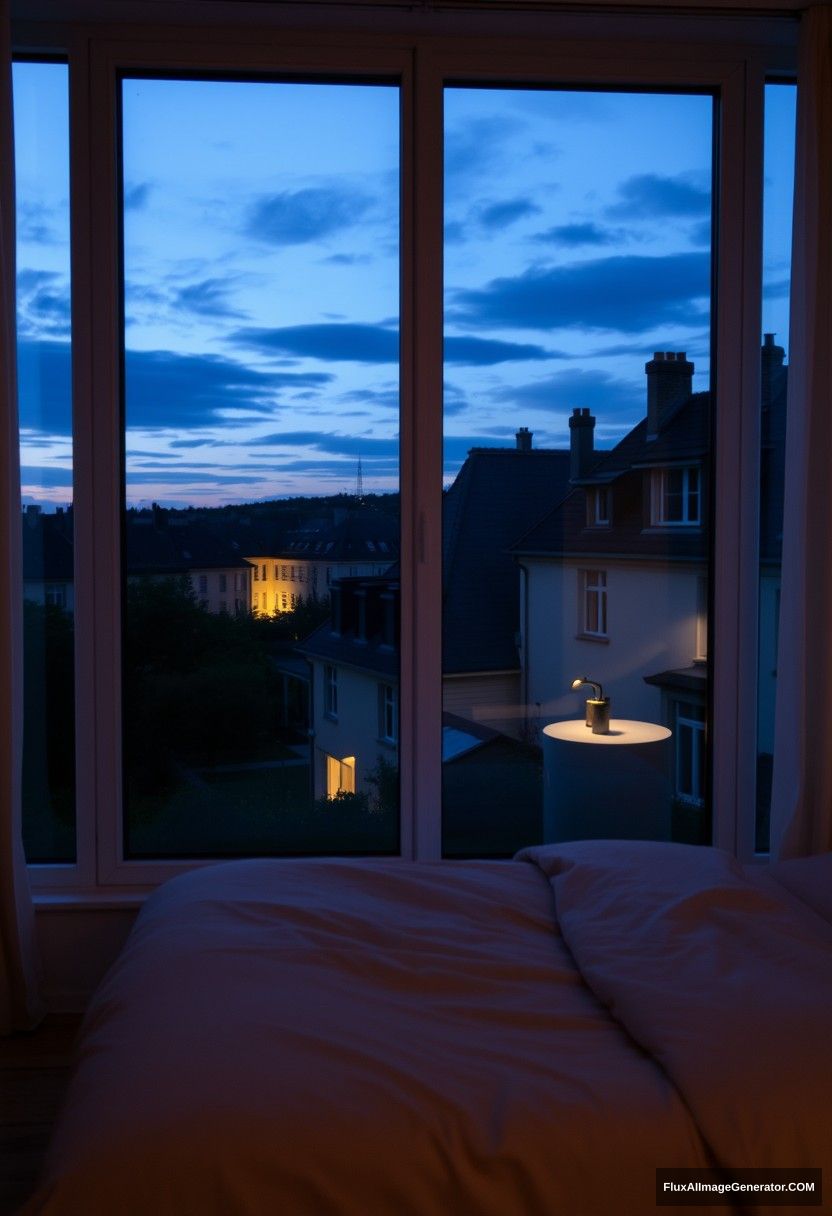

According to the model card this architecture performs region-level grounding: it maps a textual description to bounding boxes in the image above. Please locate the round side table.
[542,719,672,843]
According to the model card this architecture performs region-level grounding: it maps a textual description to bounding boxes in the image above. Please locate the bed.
[23,841,832,1215]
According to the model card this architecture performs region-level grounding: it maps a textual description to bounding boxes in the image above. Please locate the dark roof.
[279,508,399,562]
[443,446,572,674]
[125,514,251,574]
[513,392,710,562]
[299,576,398,679]
[643,663,708,694]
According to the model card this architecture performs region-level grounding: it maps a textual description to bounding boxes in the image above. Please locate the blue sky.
[13,65,795,509]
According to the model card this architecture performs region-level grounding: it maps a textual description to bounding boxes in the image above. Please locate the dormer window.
[588,487,610,527]
[652,467,700,526]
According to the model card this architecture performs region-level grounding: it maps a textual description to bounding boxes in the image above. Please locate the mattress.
[23,842,832,1215]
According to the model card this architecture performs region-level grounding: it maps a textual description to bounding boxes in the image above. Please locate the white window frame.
[324,664,338,720]
[579,569,608,639]
[16,10,787,896]
[651,466,701,526]
[589,486,610,527]
[675,702,707,806]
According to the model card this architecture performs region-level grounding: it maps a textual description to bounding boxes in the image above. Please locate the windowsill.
[575,632,609,643]
[33,889,151,911]
[376,737,397,749]
[323,712,338,722]
[643,524,702,533]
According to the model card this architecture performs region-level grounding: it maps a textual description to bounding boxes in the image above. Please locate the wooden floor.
[0,1015,82,1215]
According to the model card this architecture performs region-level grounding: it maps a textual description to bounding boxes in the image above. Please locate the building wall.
[310,659,397,800]
[524,558,706,734]
[247,555,394,615]
[442,672,522,738]
[188,566,250,615]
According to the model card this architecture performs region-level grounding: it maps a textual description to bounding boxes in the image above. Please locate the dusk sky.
[13,64,795,509]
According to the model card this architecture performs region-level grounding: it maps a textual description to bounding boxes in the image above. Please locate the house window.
[281,592,288,610]
[218,573,227,593]
[379,684,397,744]
[253,565,259,581]
[580,570,608,638]
[282,565,288,580]
[261,563,267,581]
[652,467,701,526]
[589,487,610,526]
[45,584,67,609]
[676,702,706,805]
[274,564,279,580]
[695,577,708,662]
[235,572,244,593]
[324,665,338,719]
[198,574,208,595]
[326,753,355,798]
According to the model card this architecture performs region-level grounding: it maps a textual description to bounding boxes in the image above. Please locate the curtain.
[770,4,832,859]
[0,0,44,1033]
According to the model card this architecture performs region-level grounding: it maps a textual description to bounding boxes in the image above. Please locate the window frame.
[16,14,788,893]
[652,465,702,526]
[579,568,608,640]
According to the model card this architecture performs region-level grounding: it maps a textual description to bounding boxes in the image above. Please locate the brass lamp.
[570,676,611,734]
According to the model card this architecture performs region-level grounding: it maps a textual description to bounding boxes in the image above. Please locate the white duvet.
[24,843,832,1215]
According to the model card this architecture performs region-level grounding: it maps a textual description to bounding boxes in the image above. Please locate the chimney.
[645,351,694,437]
[761,332,786,414]
[516,426,533,452]
[569,408,595,481]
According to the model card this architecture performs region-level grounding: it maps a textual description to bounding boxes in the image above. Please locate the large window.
[120,75,400,859]
[11,17,796,886]
[13,60,76,864]
[441,85,713,856]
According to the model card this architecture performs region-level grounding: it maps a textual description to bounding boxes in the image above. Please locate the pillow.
[766,853,832,925]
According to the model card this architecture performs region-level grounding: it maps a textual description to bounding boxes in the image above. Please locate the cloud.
[478,199,541,230]
[689,219,712,248]
[17,340,72,434]
[16,270,71,338]
[16,200,64,246]
[607,174,711,220]
[231,323,552,366]
[763,278,791,300]
[245,431,400,460]
[246,187,372,246]
[123,349,333,431]
[20,464,73,488]
[124,183,152,211]
[533,222,617,247]
[445,115,523,182]
[449,252,710,333]
[174,278,248,320]
[498,368,645,428]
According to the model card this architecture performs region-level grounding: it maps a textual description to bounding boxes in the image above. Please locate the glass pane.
[442,87,713,856]
[121,78,400,858]
[756,81,796,852]
[14,61,76,863]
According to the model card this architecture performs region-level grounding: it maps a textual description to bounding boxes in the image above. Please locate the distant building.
[442,428,571,737]
[245,508,398,617]
[21,505,74,611]
[125,505,252,614]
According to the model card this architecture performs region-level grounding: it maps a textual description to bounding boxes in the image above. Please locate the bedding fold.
[519,840,832,1211]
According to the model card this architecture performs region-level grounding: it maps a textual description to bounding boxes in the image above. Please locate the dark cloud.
[174,279,248,320]
[497,368,644,425]
[478,199,541,230]
[443,433,539,466]
[169,438,216,449]
[246,432,400,460]
[607,174,711,220]
[764,278,791,300]
[17,201,63,246]
[231,323,551,366]
[322,253,371,266]
[689,219,712,248]
[17,340,72,434]
[124,183,152,211]
[231,323,397,364]
[127,470,265,485]
[16,269,71,338]
[449,252,710,333]
[444,221,466,246]
[533,222,617,247]
[445,116,523,182]
[124,349,336,430]
[20,464,73,488]
[246,187,372,246]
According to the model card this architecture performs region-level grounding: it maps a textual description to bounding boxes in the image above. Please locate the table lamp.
[570,676,611,734]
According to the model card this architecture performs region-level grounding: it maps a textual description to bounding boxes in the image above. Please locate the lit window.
[652,467,701,525]
[580,569,608,638]
[324,664,338,718]
[261,563,267,581]
[695,576,708,661]
[326,753,355,798]
[282,565,288,580]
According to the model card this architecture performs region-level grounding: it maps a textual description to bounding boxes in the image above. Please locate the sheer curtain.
[0,0,43,1033]
[770,4,832,859]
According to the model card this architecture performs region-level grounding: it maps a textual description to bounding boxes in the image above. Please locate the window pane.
[756,81,796,852]
[442,87,713,856]
[14,61,76,863]
[121,78,400,858]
